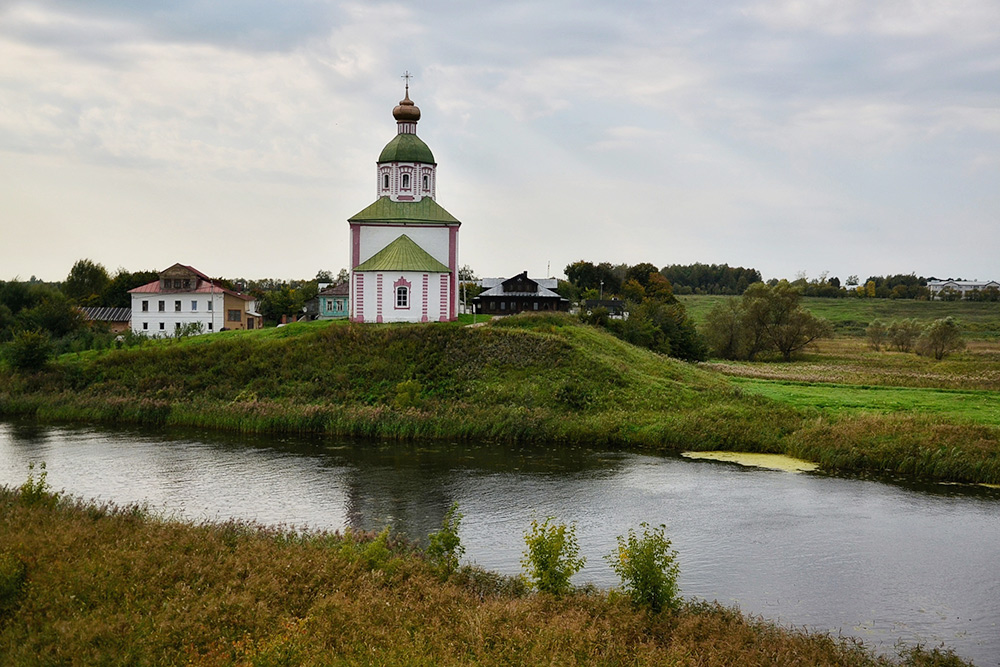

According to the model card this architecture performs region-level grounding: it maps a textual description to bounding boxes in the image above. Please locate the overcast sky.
[2,1,998,284]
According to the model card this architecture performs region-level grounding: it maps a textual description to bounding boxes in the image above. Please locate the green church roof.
[354,234,450,273]
[378,133,435,164]
[348,196,460,225]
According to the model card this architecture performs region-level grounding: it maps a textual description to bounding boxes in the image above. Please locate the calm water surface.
[1,421,998,665]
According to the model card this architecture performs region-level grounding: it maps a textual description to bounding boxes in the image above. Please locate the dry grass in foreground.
[0,485,970,667]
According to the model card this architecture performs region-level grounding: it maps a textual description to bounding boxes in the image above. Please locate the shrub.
[917,317,965,360]
[605,522,681,613]
[887,318,921,352]
[18,461,56,508]
[865,319,887,351]
[5,329,53,372]
[521,517,585,595]
[393,379,423,409]
[427,502,465,578]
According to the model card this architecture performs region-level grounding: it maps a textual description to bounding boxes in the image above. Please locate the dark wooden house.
[472,271,569,315]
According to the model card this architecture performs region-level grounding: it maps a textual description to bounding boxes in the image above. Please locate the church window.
[396,286,409,308]
[422,174,429,190]
[383,174,389,189]
[401,173,410,189]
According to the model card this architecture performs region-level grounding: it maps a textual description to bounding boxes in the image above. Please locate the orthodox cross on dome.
[401,70,412,96]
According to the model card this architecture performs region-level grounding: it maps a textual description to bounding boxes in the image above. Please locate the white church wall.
[352,271,450,323]
[358,226,451,268]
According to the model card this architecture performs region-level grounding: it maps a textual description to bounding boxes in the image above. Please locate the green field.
[679,294,1000,338]
[734,378,1000,426]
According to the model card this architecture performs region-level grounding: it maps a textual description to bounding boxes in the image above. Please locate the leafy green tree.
[605,523,680,613]
[521,517,585,596]
[5,329,53,372]
[258,286,305,324]
[866,319,887,351]
[62,259,110,306]
[624,262,659,288]
[917,317,965,360]
[701,299,747,360]
[702,282,830,361]
[99,269,159,308]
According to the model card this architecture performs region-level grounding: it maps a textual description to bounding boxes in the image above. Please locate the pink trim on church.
[376,273,383,323]
[351,224,361,270]
[421,274,429,322]
[352,274,365,323]
[448,226,458,320]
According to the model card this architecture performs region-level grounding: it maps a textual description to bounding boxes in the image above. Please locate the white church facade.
[349,84,460,323]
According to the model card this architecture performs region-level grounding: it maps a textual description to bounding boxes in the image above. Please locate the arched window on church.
[396,285,409,308]
[422,174,429,190]
[383,174,389,189]
[401,174,410,189]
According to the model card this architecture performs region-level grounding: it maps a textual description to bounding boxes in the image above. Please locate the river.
[1,420,997,665]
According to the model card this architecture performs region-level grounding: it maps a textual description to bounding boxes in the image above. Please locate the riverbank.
[0,482,967,666]
[1,314,998,484]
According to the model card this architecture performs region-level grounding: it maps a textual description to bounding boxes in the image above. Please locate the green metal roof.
[378,133,435,164]
[348,196,460,225]
[354,234,450,273]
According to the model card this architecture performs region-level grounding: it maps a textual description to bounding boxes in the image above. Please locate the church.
[348,82,460,323]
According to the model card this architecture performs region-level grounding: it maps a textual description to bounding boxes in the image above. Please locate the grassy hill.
[2,313,999,484]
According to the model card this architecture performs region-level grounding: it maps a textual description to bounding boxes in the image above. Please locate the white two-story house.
[129,263,261,336]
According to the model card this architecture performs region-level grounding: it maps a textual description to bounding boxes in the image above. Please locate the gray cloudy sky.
[2,0,998,284]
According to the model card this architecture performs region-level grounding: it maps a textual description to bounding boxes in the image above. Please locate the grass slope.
[1,313,999,484]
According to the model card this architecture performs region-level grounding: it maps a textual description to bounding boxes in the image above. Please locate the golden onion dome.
[393,91,421,122]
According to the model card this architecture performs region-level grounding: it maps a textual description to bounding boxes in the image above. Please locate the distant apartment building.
[926,279,1000,300]
[128,263,261,336]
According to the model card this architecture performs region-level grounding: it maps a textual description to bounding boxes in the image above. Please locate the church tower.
[349,80,461,323]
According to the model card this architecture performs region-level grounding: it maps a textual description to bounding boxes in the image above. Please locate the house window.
[141,300,148,312]
[534,302,538,310]
[500,302,506,311]
[228,309,241,322]
[401,173,410,189]
[208,322,213,331]
[383,174,390,189]
[159,322,164,330]
[176,322,181,330]
[162,280,170,290]
[183,279,191,289]
[174,300,181,312]
[327,300,335,312]
[173,279,181,289]
[207,301,212,311]
[142,322,148,330]
[158,301,165,312]
[191,300,198,311]
[396,286,409,308]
